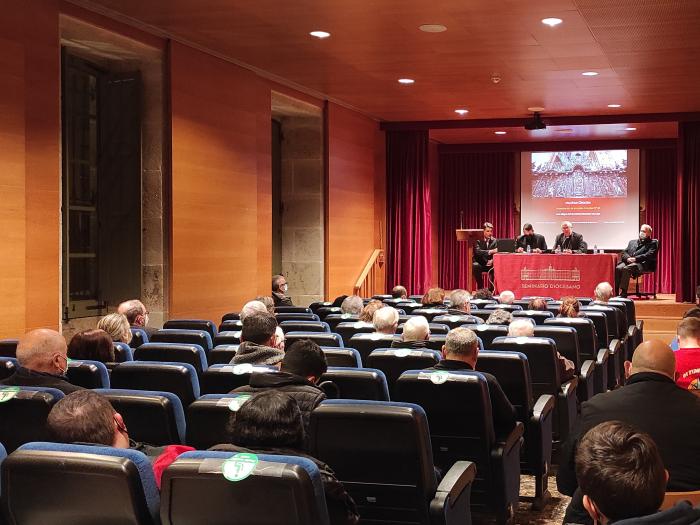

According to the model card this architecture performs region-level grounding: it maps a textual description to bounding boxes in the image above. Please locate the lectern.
[456,229,484,292]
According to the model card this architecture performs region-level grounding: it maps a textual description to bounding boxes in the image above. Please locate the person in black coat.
[615,224,659,297]
[557,340,700,525]
[210,390,360,525]
[552,221,587,253]
[516,223,548,253]
[472,222,498,289]
[272,274,294,306]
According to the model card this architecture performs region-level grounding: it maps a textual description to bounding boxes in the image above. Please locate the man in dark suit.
[556,340,700,525]
[615,224,659,297]
[472,222,498,290]
[552,220,587,253]
[516,223,547,253]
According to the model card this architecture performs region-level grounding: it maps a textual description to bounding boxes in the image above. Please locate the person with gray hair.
[340,295,363,316]
[424,327,516,438]
[391,316,429,349]
[447,289,471,315]
[272,274,294,307]
[498,290,515,305]
[553,220,587,253]
[486,309,513,325]
[0,329,83,394]
[240,300,269,321]
[594,282,614,304]
[118,299,157,337]
[508,317,575,380]
[254,296,275,315]
[615,224,658,298]
[373,306,399,334]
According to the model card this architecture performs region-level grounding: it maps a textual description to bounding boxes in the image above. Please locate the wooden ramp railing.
[353,249,385,297]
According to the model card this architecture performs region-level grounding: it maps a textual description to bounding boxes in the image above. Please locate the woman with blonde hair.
[97,313,133,344]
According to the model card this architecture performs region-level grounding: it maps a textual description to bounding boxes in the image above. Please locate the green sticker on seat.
[430,371,450,385]
[228,394,251,412]
[222,453,259,482]
[0,386,20,402]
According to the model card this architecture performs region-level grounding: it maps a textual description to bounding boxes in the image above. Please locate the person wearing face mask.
[0,328,83,394]
[272,274,294,307]
[615,224,658,298]
[118,299,157,337]
[515,223,547,253]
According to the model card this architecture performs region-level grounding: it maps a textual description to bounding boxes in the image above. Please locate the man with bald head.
[557,339,700,525]
[0,329,83,394]
[118,299,156,337]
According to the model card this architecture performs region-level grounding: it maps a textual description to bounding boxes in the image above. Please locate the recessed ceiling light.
[541,17,563,27]
[625,127,637,131]
[309,30,330,39]
[494,131,507,135]
[398,78,415,84]
[582,71,599,76]
[454,108,469,116]
[527,106,545,112]
[419,24,447,33]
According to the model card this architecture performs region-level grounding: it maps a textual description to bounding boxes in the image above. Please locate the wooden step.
[643,330,676,344]
[638,316,682,332]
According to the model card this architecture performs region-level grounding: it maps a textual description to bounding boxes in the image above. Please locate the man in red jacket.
[675,317,700,390]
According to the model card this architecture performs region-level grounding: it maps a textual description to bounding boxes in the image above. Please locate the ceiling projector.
[524,112,547,130]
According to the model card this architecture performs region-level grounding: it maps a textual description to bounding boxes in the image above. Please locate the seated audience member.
[486,309,512,325]
[340,295,363,316]
[239,300,269,321]
[498,290,515,305]
[391,285,408,300]
[118,299,156,337]
[557,340,700,525]
[272,274,294,307]
[593,281,614,304]
[231,312,284,367]
[254,295,275,314]
[671,307,700,350]
[575,420,700,525]
[391,316,430,349]
[447,289,471,315]
[331,295,348,308]
[97,313,133,345]
[359,299,384,323]
[526,297,548,311]
[0,329,83,394]
[421,287,446,308]
[559,296,582,318]
[233,339,327,431]
[210,391,359,525]
[426,327,516,438]
[47,390,193,488]
[508,318,575,381]
[472,288,494,300]
[68,329,115,363]
[373,306,399,335]
[675,317,700,390]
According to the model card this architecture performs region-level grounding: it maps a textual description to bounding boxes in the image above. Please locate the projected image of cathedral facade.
[531,150,627,198]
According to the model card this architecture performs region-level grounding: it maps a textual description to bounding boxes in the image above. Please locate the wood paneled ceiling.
[78,0,700,122]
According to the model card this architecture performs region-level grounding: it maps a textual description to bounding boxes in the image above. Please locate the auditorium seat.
[218,319,242,332]
[349,333,400,362]
[366,348,441,396]
[470,309,496,322]
[0,441,6,494]
[66,359,111,389]
[334,321,375,343]
[199,364,278,395]
[393,370,523,524]
[207,345,238,365]
[309,399,477,525]
[279,320,330,334]
[129,328,149,348]
[394,301,424,314]
[470,299,497,308]
[432,314,483,329]
[512,310,554,325]
[484,304,523,312]
[581,308,624,388]
[110,361,200,406]
[382,297,406,306]
[95,388,186,446]
[321,347,362,368]
[610,297,636,326]
[163,319,217,340]
[320,367,390,401]
[275,312,320,323]
[275,306,312,314]
[575,297,593,305]
[397,322,450,335]
[579,310,610,349]
[409,308,448,322]
[285,331,343,348]
[323,313,359,331]
[0,357,17,381]
[160,451,331,525]
[0,339,18,358]
[472,324,509,348]
[135,343,208,375]
[220,312,240,322]
[425,334,447,351]
[408,294,424,302]
[491,337,578,444]
[476,351,555,510]
[0,387,64,453]
[113,342,134,362]
[185,393,248,449]
[212,330,241,346]
[150,329,213,354]
[308,300,333,313]
[315,306,342,320]
[4,442,159,525]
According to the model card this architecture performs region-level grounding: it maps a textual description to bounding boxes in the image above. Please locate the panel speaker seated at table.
[516,223,548,253]
[552,221,587,254]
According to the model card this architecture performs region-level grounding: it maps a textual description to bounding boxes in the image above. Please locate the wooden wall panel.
[327,103,385,299]
[170,42,271,321]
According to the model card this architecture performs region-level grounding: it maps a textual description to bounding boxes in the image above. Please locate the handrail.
[353,249,384,297]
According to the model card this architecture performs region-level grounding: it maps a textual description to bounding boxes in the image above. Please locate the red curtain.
[386,130,432,295]
[677,122,700,302]
[438,151,516,289]
[644,148,677,294]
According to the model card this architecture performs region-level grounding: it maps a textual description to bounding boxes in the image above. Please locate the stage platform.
[634,294,695,343]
